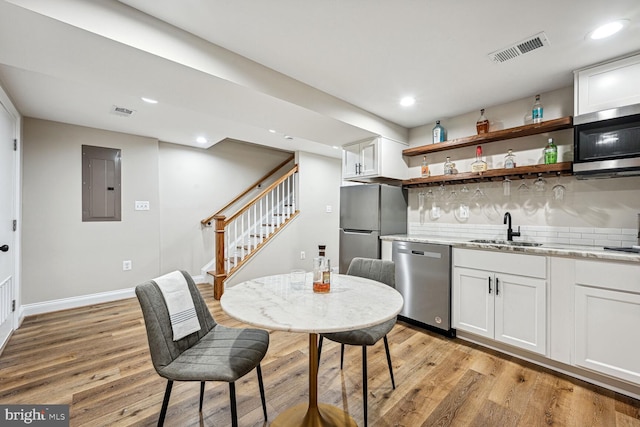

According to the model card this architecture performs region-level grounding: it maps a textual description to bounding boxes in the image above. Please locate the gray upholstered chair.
[318,257,397,427]
[135,271,269,427]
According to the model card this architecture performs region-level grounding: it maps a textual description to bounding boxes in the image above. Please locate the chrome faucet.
[504,212,521,241]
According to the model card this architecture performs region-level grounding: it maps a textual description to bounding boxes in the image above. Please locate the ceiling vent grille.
[111,105,136,117]
[488,32,550,63]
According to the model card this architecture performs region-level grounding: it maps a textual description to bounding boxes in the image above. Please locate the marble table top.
[220,273,404,334]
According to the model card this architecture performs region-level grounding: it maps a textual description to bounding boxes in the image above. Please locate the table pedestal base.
[270,403,357,427]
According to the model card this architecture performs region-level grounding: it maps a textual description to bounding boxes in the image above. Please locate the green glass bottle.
[544,138,557,164]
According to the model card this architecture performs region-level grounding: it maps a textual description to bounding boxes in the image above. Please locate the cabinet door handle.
[488,277,492,294]
[496,277,500,295]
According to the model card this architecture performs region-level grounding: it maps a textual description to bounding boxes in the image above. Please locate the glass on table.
[290,269,306,286]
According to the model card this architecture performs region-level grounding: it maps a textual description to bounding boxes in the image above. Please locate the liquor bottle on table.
[313,245,330,293]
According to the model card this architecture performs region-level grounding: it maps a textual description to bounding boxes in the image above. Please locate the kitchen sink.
[469,239,542,247]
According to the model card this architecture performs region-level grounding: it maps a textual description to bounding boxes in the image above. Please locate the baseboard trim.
[20,274,208,317]
[22,288,136,317]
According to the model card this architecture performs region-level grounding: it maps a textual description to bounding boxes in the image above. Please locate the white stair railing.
[210,164,299,299]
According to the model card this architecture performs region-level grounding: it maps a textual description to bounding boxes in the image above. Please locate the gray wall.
[21,118,338,305]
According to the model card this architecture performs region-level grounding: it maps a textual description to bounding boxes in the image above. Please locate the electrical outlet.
[325,205,332,213]
[123,260,132,271]
[135,201,150,211]
[300,251,305,260]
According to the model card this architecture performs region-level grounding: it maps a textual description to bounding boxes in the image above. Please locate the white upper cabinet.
[342,136,408,181]
[574,53,640,116]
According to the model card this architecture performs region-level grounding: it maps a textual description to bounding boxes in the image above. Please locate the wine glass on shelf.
[503,177,512,197]
[534,173,547,193]
[551,174,566,201]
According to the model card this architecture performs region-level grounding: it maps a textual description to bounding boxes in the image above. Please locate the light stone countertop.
[220,273,404,333]
[381,234,640,263]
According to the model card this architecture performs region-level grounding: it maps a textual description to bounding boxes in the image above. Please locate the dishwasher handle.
[398,249,442,259]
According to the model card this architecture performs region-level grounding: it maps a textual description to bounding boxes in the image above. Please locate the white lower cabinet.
[453,249,547,355]
[574,260,640,384]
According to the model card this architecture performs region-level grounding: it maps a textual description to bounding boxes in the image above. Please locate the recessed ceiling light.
[141,97,158,104]
[268,129,277,133]
[588,20,629,40]
[333,146,340,150]
[284,135,293,140]
[196,136,207,144]
[400,96,416,107]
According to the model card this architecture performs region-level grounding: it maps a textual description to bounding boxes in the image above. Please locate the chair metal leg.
[199,381,205,413]
[229,382,238,427]
[317,335,323,368]
[340,344,345,369]
[256,364,268,421]
[158,380,173,427]
[383,335,396,389]
[362,346,368,427]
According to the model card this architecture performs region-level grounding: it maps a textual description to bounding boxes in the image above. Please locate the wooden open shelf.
[402,116,574,157]
[402,162,573,188]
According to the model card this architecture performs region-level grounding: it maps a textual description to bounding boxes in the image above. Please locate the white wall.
[22,118,161,304]
[158,140,291,274]
[21,118,341,304]
[406,87,640,229]
[227,151,342,286]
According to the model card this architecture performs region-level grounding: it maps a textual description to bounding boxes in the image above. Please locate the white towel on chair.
[154,271,201,341]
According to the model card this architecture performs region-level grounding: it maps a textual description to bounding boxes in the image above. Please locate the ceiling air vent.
[488,32,550,63]
[110,105,136,117]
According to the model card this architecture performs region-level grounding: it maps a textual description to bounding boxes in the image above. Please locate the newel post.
[213,215,227,300]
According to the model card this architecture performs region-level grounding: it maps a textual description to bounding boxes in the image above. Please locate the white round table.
[220,272,403,427]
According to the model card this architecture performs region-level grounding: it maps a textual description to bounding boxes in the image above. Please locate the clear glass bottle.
[504,149,516,168]
[444,156,455,175]
[421,156,430,177]
[544,138,558,164]
[532,94,543,124]
[470,146,488,172]
[476,109,489,134]
[313,245,330,293]
[432,120,446,144]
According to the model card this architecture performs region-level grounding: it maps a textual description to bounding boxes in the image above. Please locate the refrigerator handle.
[342,229,374,235]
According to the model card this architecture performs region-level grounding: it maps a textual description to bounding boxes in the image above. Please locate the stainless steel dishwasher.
[392,240,454,336]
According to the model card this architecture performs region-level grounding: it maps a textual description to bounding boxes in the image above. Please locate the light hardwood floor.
[1,284,639,426]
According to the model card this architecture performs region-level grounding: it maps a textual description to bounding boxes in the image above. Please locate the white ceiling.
[1,0,640,159]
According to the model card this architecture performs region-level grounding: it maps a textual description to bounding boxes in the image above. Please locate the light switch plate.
[135,201,150,211]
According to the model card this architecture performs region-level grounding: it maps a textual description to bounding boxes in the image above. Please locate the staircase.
[201,156,299,299]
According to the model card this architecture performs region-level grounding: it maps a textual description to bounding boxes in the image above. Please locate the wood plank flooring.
[1,283,639,426]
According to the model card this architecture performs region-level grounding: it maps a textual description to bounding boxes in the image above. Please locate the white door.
[342,142,361,178]
[494,273,547,355]
[0,100,15,349]
[575,285,640,384]
[453,267,494,339]
[359,139,378,176]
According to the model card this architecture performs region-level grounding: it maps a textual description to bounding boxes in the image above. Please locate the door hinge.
[12,220,16,231]
[12,300,15,312]
[13,139,17,151]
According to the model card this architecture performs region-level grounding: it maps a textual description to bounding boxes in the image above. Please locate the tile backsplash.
[409,222,638,248]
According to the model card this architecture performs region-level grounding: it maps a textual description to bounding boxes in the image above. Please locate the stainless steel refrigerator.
[339,184,407,273]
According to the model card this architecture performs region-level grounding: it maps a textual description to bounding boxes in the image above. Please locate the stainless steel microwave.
[573,103,640,178]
